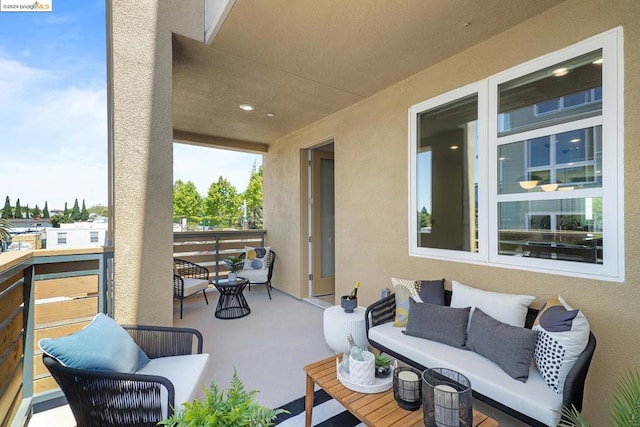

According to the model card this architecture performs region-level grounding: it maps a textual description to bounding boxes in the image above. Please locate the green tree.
[43,201,50,219]
[14,199,22,218]
[50,214,71,228]
[88,204,109,217]
[173,180,203,222]
[63,202,69,217]
[418,206,431,228]
[242,164,263,229]
[25,204,30,219]
[71,198,81,221]
[0,217,11,250]
[32,204,41,218]
[204,177,241,228]
[80,199,89,221]
[2,196,12,219]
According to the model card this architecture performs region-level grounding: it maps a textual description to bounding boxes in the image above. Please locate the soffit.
[173,0,567,146]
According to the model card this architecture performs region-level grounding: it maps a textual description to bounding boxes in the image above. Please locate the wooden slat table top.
[304,355,498,427]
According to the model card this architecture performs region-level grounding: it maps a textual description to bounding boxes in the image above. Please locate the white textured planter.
[349,350,375,385]
[228,272,238,282]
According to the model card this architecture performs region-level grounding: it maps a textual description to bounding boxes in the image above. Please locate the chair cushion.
[38,313,149,373]
[180,278,209,297]
[242,246,271,270]
[238,268,268,283]
[136,353,210,417]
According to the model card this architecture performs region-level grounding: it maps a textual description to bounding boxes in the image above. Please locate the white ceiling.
[172,0,567,147]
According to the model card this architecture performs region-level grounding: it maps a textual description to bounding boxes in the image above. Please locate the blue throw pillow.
[39,313,149,373]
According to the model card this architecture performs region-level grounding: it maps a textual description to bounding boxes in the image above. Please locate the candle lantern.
[422,368,472,427]
[393,366,422,411]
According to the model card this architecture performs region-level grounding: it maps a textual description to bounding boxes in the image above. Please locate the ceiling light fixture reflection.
[239,104,255,111]
[450,145,459,150]
[552,67,569,77]
[266,112,275,117]
[517,175,542,190]
[570,138,581,143]
[558,186,575,191]
[592,58,604,65]
[540,179,559,192]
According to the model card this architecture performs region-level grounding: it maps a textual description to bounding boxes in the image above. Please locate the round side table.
[323,305,368,353]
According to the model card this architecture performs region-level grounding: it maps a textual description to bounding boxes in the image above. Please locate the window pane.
[416,94,478,252]
[498,126,602,194]
[498,50,602,136]
[498,198,603,264]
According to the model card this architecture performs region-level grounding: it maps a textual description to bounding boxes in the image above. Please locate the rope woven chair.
[42,325,203,427]
[173,258,210,318]
[239,250,276,299]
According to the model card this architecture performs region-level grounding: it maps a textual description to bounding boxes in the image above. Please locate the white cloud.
[0,55,107,210]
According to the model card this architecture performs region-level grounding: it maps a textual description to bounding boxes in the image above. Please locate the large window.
[410,28,623,280]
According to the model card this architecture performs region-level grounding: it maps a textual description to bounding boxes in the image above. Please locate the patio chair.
[174,258,210,318]
[239,250,276,299]
[42,323,208,427]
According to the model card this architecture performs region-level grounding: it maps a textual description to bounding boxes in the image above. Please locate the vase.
[228,272,238,282]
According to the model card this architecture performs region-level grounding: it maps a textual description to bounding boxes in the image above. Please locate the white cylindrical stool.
[323,305,368,354]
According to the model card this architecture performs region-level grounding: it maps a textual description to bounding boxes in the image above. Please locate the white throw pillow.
[450,280,535,328]
[532,294,590,393]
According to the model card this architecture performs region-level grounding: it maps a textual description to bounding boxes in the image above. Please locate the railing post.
[214,234,220,285]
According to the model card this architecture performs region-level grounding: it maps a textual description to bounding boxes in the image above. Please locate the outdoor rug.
[274,389,364,426]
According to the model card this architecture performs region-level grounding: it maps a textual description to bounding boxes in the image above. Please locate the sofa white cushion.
[450,280,535,328]
[136,353,209,417]
[369,322,562,426]
[238,269,268,283]
[180,278,209,297]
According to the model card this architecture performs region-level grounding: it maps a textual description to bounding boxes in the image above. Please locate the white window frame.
[57,232,67,245]
[409,27,624,281]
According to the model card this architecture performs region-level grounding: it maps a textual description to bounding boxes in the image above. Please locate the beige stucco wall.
[265,0,640,424]
[110,0,203,325]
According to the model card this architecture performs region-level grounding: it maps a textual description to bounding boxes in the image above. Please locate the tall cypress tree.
[43,201,50,219]
[81,199,89,221]
[14,199,22,218]
[64,202,69,217]
[32,204,41,218]
[25,204,30,219]
[2,196,12,219]
[71,198,81,221]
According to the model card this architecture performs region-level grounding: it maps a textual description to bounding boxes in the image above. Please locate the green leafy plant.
[223,256,244,273]
[557,370,640,427]
[160,370,288,427]
[375,354,392,369]
[0,218,11,250]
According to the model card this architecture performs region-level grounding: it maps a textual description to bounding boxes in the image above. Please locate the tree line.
[174,164,263,230]
[1,196,109,227]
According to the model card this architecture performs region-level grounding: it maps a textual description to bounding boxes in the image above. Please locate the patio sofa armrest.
[174,258,209,281]
[42,354,177,422]
[365,293,396,332]
[562,331,597,411]
[122,325,203,359]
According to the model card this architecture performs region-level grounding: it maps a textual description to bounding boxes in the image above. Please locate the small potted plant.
[223,256,244,282]
[375,354,392,377]
[160,370,288,426]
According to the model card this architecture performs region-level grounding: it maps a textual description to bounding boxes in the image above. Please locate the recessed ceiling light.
[266,112,275,117]
[239,104,255,111]
[552,67,569,77]
[592,58,603,65]
[450,145,459,150]
[570,138,581,143]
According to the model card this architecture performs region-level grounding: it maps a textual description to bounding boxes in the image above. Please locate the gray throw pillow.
[466,309,538,382]
[417,278,445,305]
[403,299,470,349]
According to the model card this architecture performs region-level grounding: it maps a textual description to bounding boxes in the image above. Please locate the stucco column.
[110,0,203,325]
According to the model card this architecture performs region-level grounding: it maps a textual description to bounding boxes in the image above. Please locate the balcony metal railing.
[173,230,266,283]
[0,247,112,427]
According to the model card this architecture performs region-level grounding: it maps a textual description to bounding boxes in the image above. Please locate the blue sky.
[0,1,261,211]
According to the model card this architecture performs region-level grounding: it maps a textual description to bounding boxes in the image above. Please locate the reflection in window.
[416,94,478,252]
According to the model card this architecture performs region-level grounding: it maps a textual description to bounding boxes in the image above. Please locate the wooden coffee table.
[304,355,499,427]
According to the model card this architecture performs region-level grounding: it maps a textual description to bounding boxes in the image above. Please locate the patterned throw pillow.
[243,246,271,270]
[532,295,590,393]
[391,277,420,327]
